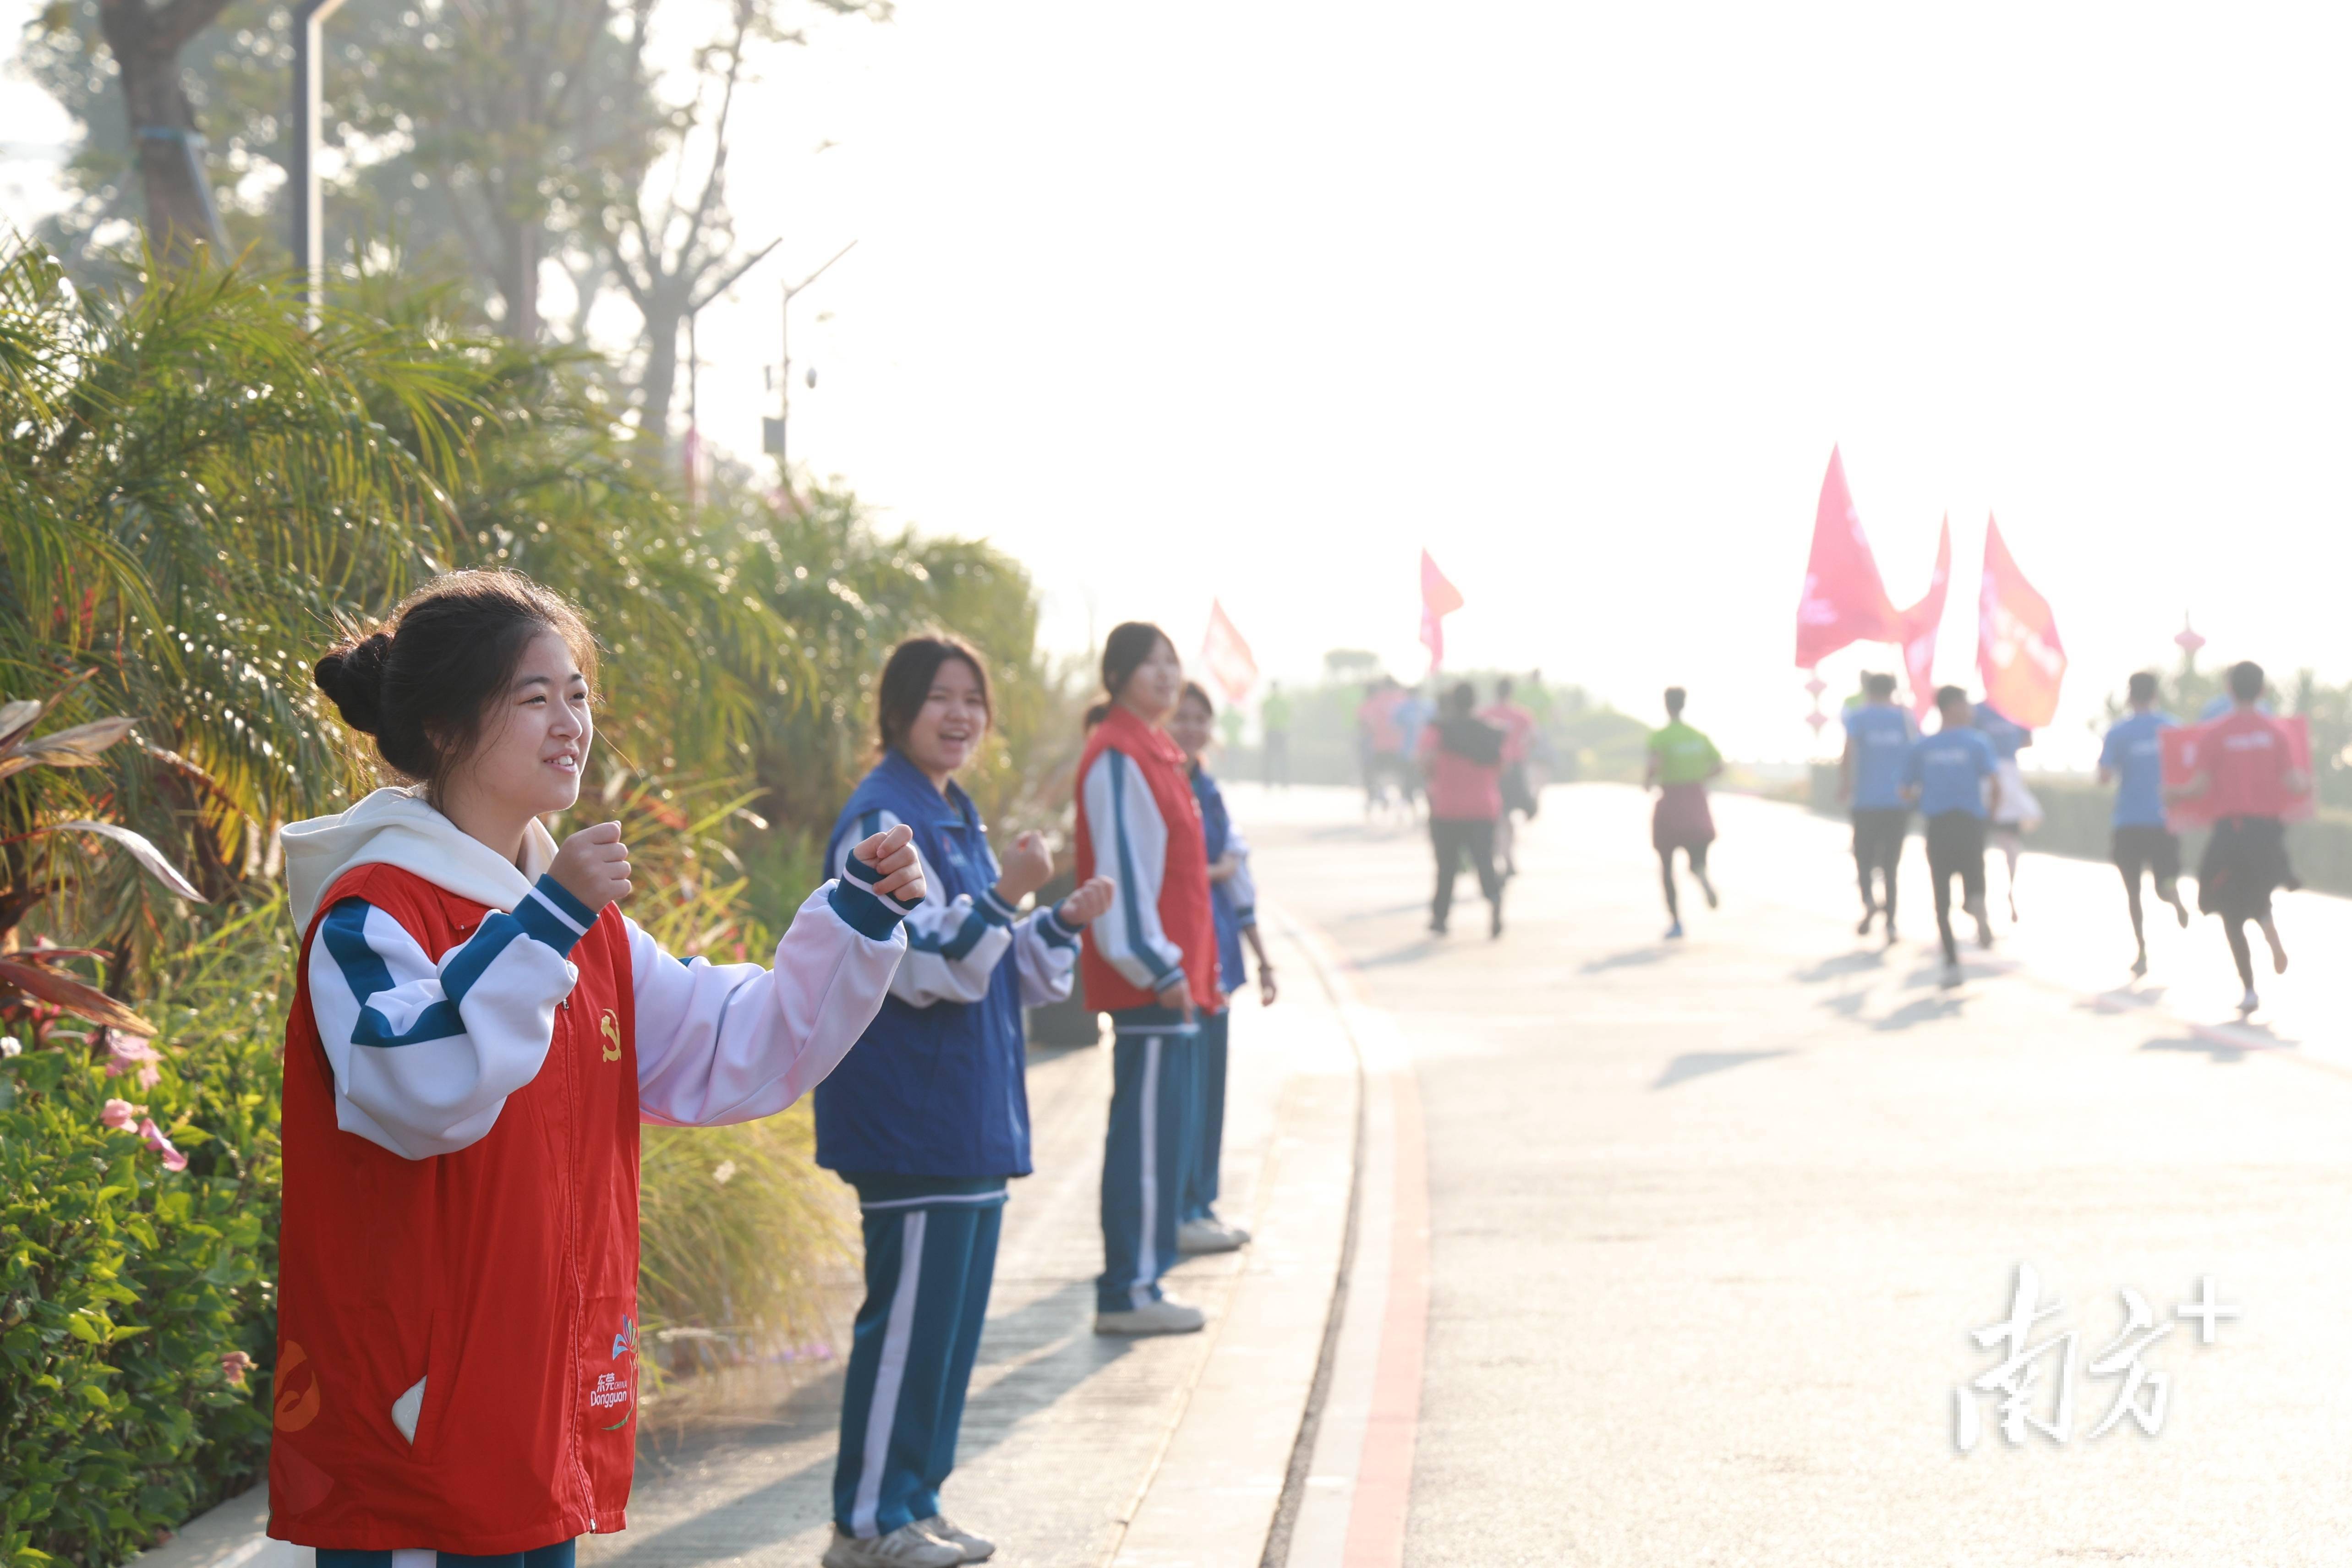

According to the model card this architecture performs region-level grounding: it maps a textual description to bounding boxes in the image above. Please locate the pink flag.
[1794,446,1900,668]
[1976,516,2066,728]
[1199,599,1259,705]
[1895,516,1952,716]
[1420,551,1465,670]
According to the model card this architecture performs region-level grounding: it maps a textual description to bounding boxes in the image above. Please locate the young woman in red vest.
[270,570,923,1567]
[1073,623,1221,1335]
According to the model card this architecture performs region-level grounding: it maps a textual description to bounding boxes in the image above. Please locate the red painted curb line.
[1342,1065,1428,1568]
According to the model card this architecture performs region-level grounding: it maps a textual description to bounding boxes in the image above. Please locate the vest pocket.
[394,1306,455,1462]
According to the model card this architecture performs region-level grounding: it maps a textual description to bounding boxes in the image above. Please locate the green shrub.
[0,899,288,1568]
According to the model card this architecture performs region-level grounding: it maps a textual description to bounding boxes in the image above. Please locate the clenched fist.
[1056,875,1116,929]
[853,822,927,905]
[994,830,1056,906]
[551,821,632,912]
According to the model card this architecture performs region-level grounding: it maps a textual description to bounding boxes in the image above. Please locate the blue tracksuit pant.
[1180,1009,1230,1224]
[1097,1023,1198,1313]
[833,1175,1006,1538]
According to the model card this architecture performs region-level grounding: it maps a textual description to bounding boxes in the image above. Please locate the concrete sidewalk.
[575,912,1357,1568]
[136,913,1364,1568]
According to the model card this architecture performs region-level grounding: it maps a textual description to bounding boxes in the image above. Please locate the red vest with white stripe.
[269,863,640,1553]
[1073,706,1220,1015]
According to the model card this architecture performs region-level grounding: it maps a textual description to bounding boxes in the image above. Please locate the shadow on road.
[1871,994,1969,1031]
[1339,900,1432,922]
[604,1279,1124,1568]
[2141,1033,2253,1065]
[1583,946,1674,975]
[1790,951,1887,983]
[1359,937,1444,968]
[1651,1049,1791,1089]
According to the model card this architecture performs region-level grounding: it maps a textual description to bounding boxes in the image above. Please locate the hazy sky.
[11,4,2352,765]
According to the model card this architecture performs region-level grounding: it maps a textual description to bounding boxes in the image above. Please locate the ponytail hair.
[314,568,596,802]
[1083,621,1175,729]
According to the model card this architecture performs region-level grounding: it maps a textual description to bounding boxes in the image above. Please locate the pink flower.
[102,1031,165,1091]
[219,1350,255,1387]
[100,1098,144,1129]
[137,1117,189,1173]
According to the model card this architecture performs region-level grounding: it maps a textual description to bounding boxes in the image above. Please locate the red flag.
[1895,516,1952,716]
[1420,550,1464,669]
[1199,599,1259,705]
[1975,516,2066,728]
[1794,446,1900,668]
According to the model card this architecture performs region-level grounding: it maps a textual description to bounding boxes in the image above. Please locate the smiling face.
[1119,636,1185,726]
[443,629,593,819]
[1168,691,1215,760]
[901,654,991,785]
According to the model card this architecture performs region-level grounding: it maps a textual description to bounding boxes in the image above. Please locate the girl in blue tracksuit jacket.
[1166,683,1277,1252]
[814,635,1114,1568]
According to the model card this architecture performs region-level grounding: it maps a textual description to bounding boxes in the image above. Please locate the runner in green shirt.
[1259,683,1293,788]
[1646,688,1723,938]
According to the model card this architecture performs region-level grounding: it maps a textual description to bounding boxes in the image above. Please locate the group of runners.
[1395,676,1546,937]
[1643,660,2306,1012]
[1829,659,2304,1006]
[265,575,1277,1568]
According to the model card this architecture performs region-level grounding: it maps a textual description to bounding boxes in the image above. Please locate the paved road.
[1240,781,2352,1567]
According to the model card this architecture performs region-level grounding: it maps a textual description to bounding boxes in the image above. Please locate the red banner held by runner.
[1794,446,1900,669]
[1896,515,1952,717]
[1420,550,1464,670]
[1975,516,2066,729]
[1199,598,1259,705]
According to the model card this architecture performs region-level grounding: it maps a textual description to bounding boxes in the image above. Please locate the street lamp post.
[762,239,857,484]
[290,0,349,325]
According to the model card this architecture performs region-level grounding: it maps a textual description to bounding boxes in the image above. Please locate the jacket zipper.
[558,995,599,1532]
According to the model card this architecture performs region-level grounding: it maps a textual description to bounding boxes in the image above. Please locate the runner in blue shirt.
[1838,672,1915,944]
[2098,672,2188,977]
[1903,686,2004,986]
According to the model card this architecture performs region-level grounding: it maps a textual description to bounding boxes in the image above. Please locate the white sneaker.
[1094,1296,1207,1336]
[1177,1217,1248,1254]
[2238,987,2259,1018]
[823,1524,964,1568]
[911,1517,993,1564]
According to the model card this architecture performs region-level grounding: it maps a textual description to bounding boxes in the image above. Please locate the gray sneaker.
[911,1516,994,1563]
[1094,1296,1207,1335]
[1176,1217,1247,1254]
[822,1524,963,1568]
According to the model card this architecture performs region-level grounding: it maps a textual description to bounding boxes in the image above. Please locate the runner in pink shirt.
[2170,660,2310,1016]
[1479,676,1539,879]
[1417,683,1506,938]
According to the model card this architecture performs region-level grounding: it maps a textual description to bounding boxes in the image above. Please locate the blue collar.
[878,748,981,833]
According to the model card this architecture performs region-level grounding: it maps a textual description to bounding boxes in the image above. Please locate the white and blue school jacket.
[813,750,1081,1178]
[1189,763,1256,995]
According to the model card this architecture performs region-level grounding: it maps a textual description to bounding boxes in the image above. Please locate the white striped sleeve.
[831,808,1013,1007]
[1223,825,1259,929]
[1081,749,1185,994]
[631,869,908,1127]
[305,876,592,1160]
[1012,905,1083,1007]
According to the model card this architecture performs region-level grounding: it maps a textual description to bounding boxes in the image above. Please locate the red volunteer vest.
[1074,706,1220,1015]
[269,863,640,1553]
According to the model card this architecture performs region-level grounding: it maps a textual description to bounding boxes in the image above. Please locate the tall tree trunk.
[493,211,542,341]
[95,0,233,263]
[635,297,683,446]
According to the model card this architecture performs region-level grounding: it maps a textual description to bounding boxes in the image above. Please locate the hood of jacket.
[280,786,560,932]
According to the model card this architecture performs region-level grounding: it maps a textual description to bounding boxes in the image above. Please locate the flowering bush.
[0,901,284,1568]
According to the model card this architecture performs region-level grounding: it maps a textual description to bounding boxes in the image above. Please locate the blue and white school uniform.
[816,750,1082,1541]
[1182,762,1256,1226]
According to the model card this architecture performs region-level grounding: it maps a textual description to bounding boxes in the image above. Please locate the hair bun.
[314,631,393,735]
